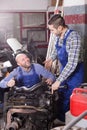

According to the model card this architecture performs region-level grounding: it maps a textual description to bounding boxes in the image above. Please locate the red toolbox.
[70,88,87,119]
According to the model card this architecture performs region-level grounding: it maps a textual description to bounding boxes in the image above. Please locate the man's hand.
[7,78,15,87]
[44,59,53,70]
[45,78,53,85]
[51,80,60,94]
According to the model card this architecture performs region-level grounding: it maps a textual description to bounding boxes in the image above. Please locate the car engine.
[4,82,58,130]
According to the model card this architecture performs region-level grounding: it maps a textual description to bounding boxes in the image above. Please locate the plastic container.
[70,88,87,119]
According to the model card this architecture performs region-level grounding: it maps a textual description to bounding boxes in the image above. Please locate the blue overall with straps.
[55,29,84,122]
[16,65,41,88]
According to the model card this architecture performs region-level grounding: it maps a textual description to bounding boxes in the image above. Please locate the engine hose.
[6,105,48,112]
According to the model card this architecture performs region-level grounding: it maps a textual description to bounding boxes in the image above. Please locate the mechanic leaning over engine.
[0,51,56,88]
[44,14,84,122]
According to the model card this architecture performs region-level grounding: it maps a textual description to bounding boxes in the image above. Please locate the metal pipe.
[8,121,19,130]
[63,110,87,130]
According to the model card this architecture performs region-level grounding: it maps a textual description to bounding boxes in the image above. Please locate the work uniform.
[0,63,55,88]
[16,65,40,87]
[52,29,84,122]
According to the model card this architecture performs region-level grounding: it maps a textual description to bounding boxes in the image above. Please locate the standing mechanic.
[0,52,55,89]
[45,14,84,122]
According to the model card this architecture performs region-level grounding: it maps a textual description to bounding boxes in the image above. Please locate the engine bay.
[4,82,58,130]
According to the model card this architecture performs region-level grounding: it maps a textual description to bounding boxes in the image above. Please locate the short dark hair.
[48,14,66,29]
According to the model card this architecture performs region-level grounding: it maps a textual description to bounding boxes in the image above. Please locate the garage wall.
[0,0,49,11]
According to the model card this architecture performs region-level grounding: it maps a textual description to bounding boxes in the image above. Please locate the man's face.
[16,54,31,69]
[48,24,63,36]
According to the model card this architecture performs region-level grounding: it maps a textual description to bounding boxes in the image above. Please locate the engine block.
[4,82,57,130]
